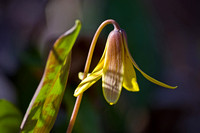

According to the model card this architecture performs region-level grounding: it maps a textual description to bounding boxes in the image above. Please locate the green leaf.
[20,20,81,133]
[0,99,22,133]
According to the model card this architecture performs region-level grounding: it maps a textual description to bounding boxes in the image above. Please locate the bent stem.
[66,19,120,133]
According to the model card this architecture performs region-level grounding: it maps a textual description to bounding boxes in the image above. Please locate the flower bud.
[102,29,124,105]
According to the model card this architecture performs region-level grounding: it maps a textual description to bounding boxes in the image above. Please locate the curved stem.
[83,19,120,74]
[66,19,120,133]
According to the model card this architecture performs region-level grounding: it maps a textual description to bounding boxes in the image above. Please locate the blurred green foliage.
[0,99,22,133]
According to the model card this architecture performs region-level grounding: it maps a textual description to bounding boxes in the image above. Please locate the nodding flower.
[74,26,177,105]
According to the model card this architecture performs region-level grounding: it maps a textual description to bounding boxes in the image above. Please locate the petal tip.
[109,102,115,105]
[78,72,84,80]
[73,93,78,97]
[171,86,178,89]
[74,89,80,97]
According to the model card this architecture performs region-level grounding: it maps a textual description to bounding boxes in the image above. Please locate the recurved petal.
[74,45,106,96]
[74,69,102,97]
[123,51,140,92]
[93,46,106,73]
[102,29,124,105]
[122,30,177,89]
[132,59,177,89]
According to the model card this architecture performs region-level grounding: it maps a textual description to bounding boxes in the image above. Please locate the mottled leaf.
[20,20,81,133]
[0,99,22,133]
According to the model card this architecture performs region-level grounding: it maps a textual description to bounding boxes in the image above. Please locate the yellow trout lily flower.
[74,29,177,105]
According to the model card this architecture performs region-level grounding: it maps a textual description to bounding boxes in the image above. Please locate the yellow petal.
[74,52,105,96]
[122,30,177,89]
[78,72,90,80]
[74,69,102,97]
[74,43,108,96]
[123,50,140,92]
[92,47,106,73]
[102,30,124,105]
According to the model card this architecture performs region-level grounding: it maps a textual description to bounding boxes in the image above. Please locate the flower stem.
[66,19,120,133]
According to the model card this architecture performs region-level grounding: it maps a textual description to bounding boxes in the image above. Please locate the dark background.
[0,0,200,132]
